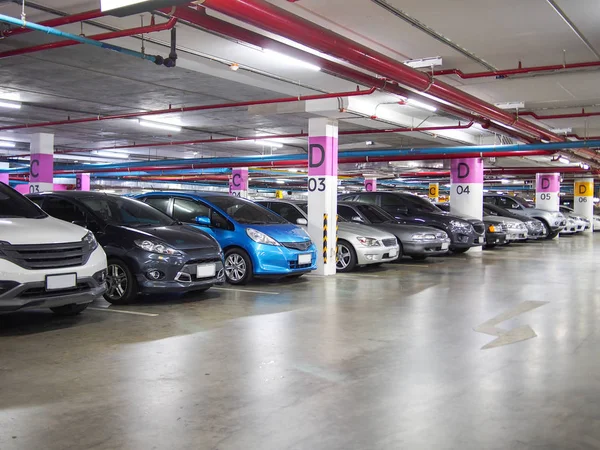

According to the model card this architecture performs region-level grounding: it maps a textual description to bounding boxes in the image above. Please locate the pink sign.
[451,158,484,184]
[0,173,7,185]
[365,178,377,192]
[29,153,54,184]
[76,173,91,191]
[536,173,560,193]
[230,168,248,192]
[308,136,338,177]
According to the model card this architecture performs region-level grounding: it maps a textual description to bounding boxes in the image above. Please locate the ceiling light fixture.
[580,163,590,170]
[0,100,22,110]
[550,127,572,134]
[96,150,129,159]
[263,49,321,72]
[494,101,525,110]
[139,119,182,132]
[0,141,16,148]
[365,141,375,146]
[403,56,442,69]
[405,98,437,112]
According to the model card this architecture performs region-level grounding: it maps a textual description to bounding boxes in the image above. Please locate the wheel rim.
[541,222,549,237]
[225,253,246,282]
[336,244,352,269]
[106,263,127,300]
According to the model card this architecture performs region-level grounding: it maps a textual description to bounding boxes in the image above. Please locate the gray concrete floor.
[1,234,599,450]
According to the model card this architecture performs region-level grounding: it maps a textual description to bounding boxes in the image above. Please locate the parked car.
[28,191,224,304]
[560,196,600,231]
[338,192,483,253]
[482,203,545,240]
[336,201,451,260]
[257,200,400,271]
[560,217,580,235]
[482,219,507,248]
[560,206,590,231]
[483,193,565,239]
[1,184,107,315]
[135,192,317,284]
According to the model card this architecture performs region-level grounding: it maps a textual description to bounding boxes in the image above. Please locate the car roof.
[28,191,120,199]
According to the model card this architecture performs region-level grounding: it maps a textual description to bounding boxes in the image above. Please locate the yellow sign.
[275,190,284,199]
[575,181,593,197]
[428,183,439,199]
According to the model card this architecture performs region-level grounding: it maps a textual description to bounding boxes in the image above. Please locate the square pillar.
[307,118,338,276]
[535,173,560,211]
[450,158,484,253]
[0,162,8,185]
[364,178,377,192]
[29,133,54,193]
[76,173,91,191]
[574,178,594,232]
[428,182,439,202]
[229,167,249,198]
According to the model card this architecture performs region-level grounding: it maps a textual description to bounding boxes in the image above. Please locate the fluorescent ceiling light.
[96,150,129,159]
[551,127,572,134]
[276,179,286,184]
[403,56,442,69]
[405,99,437,112]
[580,163,590,170]
[255,139,283,148]
[263,49,321,72]
[500,179,510,184]
[139,119,182,132]
[0,141,16,148]
[0,100,21,110]
[494,101,525,110]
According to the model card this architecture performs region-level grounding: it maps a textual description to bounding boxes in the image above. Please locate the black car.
[28,192,225,304]
[339,191,484,253]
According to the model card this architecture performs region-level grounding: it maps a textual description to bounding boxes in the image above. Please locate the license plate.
[476,237,484,244]
[196,263,216,279]
[298,254,312,265]
[389,248,398,257]
[46,273,76,291]
[442,243,449,250]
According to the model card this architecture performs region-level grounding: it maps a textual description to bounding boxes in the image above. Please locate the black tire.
[410,255,427,260]
[224,248,253,285]
[546,230,560,240]
[336,239,357,272]
[451,247,470,254]
[50,303,90,316]
[104,258,137,304]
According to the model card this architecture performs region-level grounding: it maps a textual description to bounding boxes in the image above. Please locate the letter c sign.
[232,173,242,188]
[30,158,40,179]
[365,181,373,192]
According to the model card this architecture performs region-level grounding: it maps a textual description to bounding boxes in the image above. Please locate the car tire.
[105,258,137,304]
[50,303,90,316]
[336,239,357,272]
[224,248,253,285]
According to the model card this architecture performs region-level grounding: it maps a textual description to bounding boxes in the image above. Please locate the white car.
[0,184,107,315]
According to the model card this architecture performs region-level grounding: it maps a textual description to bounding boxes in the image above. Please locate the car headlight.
[246,228,280,246]
[552,212,564,219]
[82,231,98,252]
[356,236,381,246]
[411,233,437,241]
[134,239,182,255]
[449,220,471,231]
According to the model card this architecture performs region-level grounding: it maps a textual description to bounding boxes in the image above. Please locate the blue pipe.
[0,13,160,64]
[3,139,600,174]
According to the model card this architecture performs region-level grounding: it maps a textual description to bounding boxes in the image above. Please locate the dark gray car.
[337,202,451,260]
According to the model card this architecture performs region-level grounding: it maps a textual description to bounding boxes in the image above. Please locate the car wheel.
[105,259,137,304]
[50,303,90,316]
[336,239,357,272]
[224,249,253,285]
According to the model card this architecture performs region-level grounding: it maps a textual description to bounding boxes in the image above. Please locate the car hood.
[485,215,523,225]
[245,223,310,243]
[337,222,396,239]
[0,216,88,245]
[401,210,471,225]
[116,224,220,251]
[369,222,448,239]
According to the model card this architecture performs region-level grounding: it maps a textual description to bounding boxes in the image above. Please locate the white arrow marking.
[474,300,548,349]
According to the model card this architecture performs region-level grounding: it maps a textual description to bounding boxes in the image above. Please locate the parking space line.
[212,287,280,295]
[88,307,159,317]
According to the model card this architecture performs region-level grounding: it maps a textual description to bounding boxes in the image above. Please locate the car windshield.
[0,184,46,219]
[297,202,348,222]
[79,195,176,227]
[208,196,286,224]
[398,194,442,213]
[356,204,396,224]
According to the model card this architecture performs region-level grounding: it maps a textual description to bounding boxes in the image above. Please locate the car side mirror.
[195,216,211,226]
[296,218,308,226]
[351,216,364,223]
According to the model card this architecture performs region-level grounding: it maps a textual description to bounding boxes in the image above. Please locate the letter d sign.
[579,184,587,195]
[457,163,470,179]
[541,177,550,190]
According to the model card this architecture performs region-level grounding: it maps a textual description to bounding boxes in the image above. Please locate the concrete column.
[428,182,439,202]
[364,178,377,192]
[29,133,54,193]
[574,178,594,232]
[76,173,91,191]
[0,162,8,185]
[450,158,483,253]
[307,117,338,276]
[229,167,248,198]
[535,173,560,211]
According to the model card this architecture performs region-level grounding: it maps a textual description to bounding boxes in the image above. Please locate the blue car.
[135,192,317,284]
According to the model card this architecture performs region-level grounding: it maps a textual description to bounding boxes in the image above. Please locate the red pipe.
[392,167,591,177]
[171,6,536,143]
[194,0,562,143]
[48,122,474,156]
[0,17,178,59]
[0,87,375,132]
[521,109,600,120]
[0,9,104,38]
[434,60,600,80]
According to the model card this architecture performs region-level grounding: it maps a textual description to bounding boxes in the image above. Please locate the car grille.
[382,238,397,247]
[0,242,89,270]
[471,221,485,234]
[19,282,92,299]
[282,240,312,251]
[288,261,312,269]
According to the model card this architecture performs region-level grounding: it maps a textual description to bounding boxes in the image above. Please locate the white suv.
[0,184,107,315]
